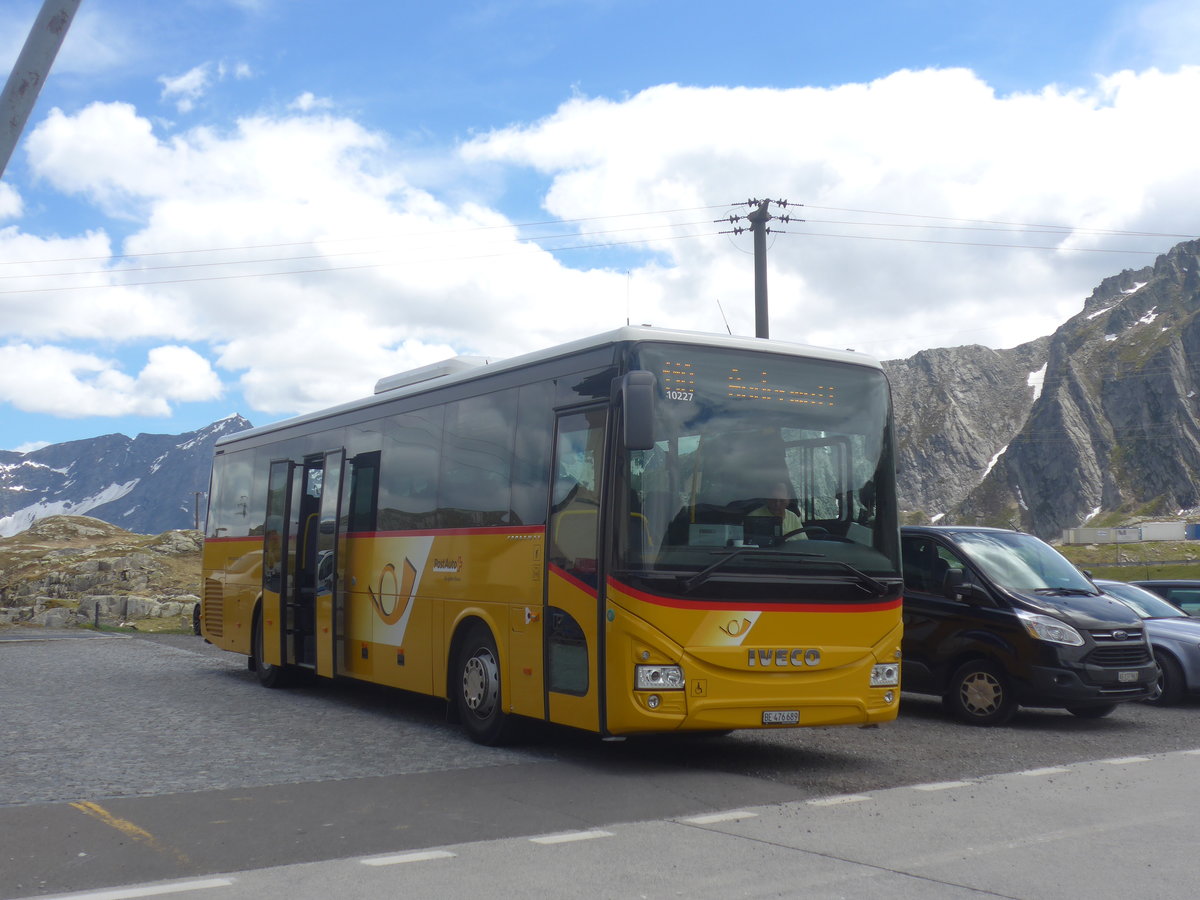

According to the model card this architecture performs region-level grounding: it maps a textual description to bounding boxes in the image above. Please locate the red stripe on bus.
[345,525,546,539]
[549,563,599,598]
[205,526,548,542]
[607,575,901,613]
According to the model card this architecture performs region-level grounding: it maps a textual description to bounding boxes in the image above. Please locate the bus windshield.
[614,343,900,597]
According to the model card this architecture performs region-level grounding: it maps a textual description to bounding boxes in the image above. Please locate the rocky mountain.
[890,238,1200,539]
[0,415,252,538]
[885,337,1050,521]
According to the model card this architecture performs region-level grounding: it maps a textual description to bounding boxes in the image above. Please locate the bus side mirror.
[621,370,656,451]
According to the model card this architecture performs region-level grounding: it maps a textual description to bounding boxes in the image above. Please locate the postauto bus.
[199,327,903,743]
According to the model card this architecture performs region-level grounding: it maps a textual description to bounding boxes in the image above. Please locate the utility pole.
[747,200,771,338]
[718,198,802,339]
[0,0,83,180]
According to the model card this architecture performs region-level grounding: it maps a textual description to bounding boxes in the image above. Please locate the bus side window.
[379,407,443,531]
[212,449,254,539]
[438,390,517,528]
[512,381,554,526]
[346,451,380,533]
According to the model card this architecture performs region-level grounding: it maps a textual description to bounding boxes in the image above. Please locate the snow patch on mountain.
[0,481,140,538]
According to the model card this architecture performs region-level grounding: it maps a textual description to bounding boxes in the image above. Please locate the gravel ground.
[4,627,1199,808]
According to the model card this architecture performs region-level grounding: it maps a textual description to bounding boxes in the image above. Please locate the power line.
[0,203,732,268]
[0,229,725,295]
[777,229,1167,255]
[3,200,1189,272]
[802,204,1198,239]
[0,218,719,283]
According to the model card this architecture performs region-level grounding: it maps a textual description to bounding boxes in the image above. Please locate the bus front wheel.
[455,624,512,745]
[253,609,293,689]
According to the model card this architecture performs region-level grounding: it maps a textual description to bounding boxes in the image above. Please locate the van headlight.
[635,664,684,690]
[1016,610,1084,646]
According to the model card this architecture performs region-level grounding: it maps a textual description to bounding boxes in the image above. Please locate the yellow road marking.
[69,802,191,866]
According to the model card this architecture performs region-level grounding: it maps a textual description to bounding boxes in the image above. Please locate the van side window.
[902,537,966,594]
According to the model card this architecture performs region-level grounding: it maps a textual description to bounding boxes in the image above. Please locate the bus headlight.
[635,664,685,690]
[870,663,900,686]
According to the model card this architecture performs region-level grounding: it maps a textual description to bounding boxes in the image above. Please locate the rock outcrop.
[0,515,201,629]
[885,337,1050,520]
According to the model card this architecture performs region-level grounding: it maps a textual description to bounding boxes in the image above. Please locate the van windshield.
[954,531,1098,595]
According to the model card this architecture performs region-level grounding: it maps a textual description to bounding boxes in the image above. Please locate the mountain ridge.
[0,414,252,537]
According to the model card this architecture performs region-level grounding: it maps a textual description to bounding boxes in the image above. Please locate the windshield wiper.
[681,548,891,596]
[1033,587,1099,597]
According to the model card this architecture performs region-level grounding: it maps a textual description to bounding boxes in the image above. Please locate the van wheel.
[1066,703,1117,719]
[454,624,513,745]
[1146,655,1184,706]
[253,609,293,688]
[944,660,1016,726]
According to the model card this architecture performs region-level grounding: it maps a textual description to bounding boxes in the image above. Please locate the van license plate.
[1118,671,1139,683]
[763,710,800,725]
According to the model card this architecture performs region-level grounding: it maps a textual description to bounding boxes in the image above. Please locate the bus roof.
[216,326,884,448]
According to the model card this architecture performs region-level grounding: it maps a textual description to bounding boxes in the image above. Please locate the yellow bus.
[200,327,902,743]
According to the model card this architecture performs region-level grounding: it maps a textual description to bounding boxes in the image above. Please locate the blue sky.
[2,0,1199,452]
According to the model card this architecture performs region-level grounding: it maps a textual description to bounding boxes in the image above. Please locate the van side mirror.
[621,370,656,451]
[943,568,986,603]
[942,568,964,597]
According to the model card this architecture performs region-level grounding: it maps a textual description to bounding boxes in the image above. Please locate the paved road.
[55,749,1193,900]
[2,629,1199,898]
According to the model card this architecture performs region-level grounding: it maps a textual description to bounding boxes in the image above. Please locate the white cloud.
[157,60,255,113]
[290,92,333,112]
[136,345,223,402]
[463,67,1200,356]
[0,183,21,220]
[159,63,212,113]
[7,65,1200,421]
[0,344,222,417]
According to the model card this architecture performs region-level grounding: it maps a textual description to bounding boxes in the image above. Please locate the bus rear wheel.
[455,624,512,745]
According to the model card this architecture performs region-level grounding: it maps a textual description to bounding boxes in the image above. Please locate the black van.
[901,525,1157,725]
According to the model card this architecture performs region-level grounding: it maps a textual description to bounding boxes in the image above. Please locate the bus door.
[545,407,608,732]
[261,460,294,669]
[262,451,345,676]
[315,449,345,678]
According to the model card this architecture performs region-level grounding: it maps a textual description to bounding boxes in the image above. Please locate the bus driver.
[750,482,807,541]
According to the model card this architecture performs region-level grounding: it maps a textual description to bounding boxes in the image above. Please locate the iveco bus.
[200,327,903,743]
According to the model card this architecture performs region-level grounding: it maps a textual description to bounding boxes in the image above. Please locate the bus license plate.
[1118,671,1139,683]
[763,710,800,725]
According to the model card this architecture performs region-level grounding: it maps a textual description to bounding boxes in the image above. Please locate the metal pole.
[0,0,83,180]
[747,200,771,339]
